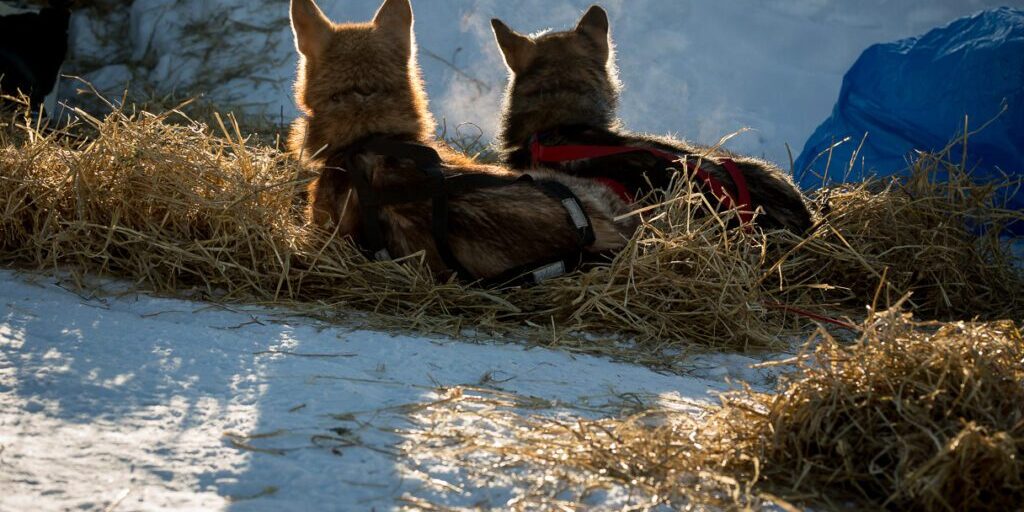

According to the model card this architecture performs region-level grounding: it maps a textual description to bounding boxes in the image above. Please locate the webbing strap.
[368,172,526,207]
[422,165,475,281]
[720,159,753,224]
[348,159,390,261]
[362,137,442,168]
[343,137,442,262]
[533,179,596,247]
[483,256,571,288]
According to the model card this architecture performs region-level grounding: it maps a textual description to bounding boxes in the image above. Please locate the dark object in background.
[0,0,71,107]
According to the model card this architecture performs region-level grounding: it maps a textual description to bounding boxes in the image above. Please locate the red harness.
[527,136,860,330]
[529,136,754,225]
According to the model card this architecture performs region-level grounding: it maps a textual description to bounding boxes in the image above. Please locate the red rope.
[763,302,861,331]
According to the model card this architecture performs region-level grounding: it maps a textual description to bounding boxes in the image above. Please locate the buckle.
[531,261,567,283]
[561,198,590,230]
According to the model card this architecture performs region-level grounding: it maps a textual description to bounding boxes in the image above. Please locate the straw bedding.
[1,101,1021,362]
[770,148,1023,320]
[0,102,788,362]
[725,303,1024,510]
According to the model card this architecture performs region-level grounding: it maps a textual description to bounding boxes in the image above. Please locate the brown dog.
[289,0,636,282]
[492,6,814,234]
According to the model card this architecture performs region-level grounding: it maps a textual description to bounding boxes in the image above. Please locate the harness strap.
[532,178,597,247]
[348,159,391,262]
[422,165,475,281]
[362,137,443,168]
[594,177,635,203]
[529,135,755,225]
[368,173,528,207]
[483,256,574,289]
[719,159,753,224]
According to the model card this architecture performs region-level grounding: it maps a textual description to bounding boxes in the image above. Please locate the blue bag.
[794,7,1024,233]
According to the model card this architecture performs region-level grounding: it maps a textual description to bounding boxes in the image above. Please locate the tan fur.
[288,0,435,159]
[290,0,636,279]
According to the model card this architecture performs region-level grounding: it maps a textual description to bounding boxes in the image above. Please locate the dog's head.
[289,0,435,159]
[492,5,621,148]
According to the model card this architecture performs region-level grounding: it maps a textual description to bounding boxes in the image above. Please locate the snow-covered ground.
[0,270,783,510]
[61,0,1020,167]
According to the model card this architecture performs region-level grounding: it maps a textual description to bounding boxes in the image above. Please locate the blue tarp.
[795,7,1024,232]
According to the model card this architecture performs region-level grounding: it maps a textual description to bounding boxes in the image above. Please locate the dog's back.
[354,152,635,279]
[522,126,814,233]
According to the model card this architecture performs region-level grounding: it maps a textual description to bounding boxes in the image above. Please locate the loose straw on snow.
[401,304,1024,511]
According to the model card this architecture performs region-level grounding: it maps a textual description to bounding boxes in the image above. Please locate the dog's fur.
[492,6,813,233]
[290,0,635,280]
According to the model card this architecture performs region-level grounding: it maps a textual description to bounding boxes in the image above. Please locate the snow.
[0,270,785,510]
[60,0,1022,167]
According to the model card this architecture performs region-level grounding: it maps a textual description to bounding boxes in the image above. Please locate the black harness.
[334,137,597,288]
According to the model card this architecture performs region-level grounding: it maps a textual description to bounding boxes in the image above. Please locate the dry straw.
[769,145,1024,320]
[1,97,1021,366]
[400,305,1024,511]
[722,301,1024,510]
[3,91,1021,510]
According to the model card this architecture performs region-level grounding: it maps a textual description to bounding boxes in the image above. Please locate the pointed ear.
[291,0,332,61]
[575,5,610,60]
[491,19,536,74]
[372,0,413,49]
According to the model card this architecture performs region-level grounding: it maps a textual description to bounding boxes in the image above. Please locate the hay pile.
[1,100,1022,364]
[401,305,1024,510]
[723,302,1024,510]
[0,100,793,362]
[3,93,1021,510]
[771,147,1023,319]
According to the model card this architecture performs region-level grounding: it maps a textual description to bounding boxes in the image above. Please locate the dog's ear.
[372,0,413,50]
[291,0,332,61]
[575,5,610,61]
[491,19,536,74]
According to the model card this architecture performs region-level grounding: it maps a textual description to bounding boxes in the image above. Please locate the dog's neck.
[293,118,425,160]
[498,90,619,153]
